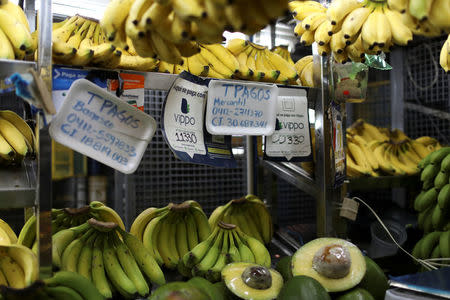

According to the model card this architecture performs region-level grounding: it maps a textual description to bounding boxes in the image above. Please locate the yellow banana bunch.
[346,119,437,178]
[101,0,289,61]
[294,55,314,87]
[0,111,36,166]
[131,201,211,270]
[0,1,34,60]
[0,244,38,289]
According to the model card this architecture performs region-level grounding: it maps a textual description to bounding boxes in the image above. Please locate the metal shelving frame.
[0,0,53,278]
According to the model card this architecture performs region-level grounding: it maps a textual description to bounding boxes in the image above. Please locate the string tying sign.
[205,80,278,136]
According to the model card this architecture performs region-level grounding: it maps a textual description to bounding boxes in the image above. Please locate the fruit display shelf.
[347,174,420,191]
[0,59,36,79]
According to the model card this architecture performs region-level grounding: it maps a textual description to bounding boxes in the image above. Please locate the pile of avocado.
[150,238,389,300]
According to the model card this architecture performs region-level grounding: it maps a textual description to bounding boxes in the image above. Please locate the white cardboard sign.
[162,76,208,158]
[49,79,157,174]
[265,90,311,160]
[205,80,278,136]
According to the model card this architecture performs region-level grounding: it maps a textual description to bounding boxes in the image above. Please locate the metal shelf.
[0,161,37,208]
[261,160,319,198]
[347,174,420,191]
[0,59,36,78]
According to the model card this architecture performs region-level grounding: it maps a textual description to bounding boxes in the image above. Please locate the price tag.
[205,80,278,136]
[162,74,208,158]
[162,72,237,168]
[265,88,312,161]
[49,79,157,174]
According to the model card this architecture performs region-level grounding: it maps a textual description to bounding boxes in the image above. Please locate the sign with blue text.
[205,80,278,136]
[49,79,157,174]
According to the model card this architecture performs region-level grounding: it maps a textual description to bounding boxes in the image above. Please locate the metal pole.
[37,0,53,279]
[246,136,255,195]
[314,55,334,237]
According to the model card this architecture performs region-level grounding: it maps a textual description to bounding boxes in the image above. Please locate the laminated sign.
[205,80,278,136]
[161,72,236,168]
[49,79,157,174]
[264,88,312,161]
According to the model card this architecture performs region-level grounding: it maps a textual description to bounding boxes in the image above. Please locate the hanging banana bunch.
[289,0,449,65]
[100,0,290,64]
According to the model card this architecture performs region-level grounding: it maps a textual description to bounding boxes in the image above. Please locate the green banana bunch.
[209,194,273,244]
[18,202,125,252]
[51,218,165,299]
[181,221,271,282]
[132,200,211,269]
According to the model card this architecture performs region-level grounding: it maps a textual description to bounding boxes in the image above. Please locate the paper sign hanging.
[205,80,278,136]
[161,72,236,168]
[49,79,157,174]
[264,88,312,161]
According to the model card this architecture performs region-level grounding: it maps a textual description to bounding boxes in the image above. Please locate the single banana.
[139,1,172,31]
[227,229,241,263]
[100,0,133,42]
[341,6,372,41]
[172,0,206,21]
[150,31,183,64]
[0,9,33,56]
[387,0,407,13]
[438,184,450,211]
[187,54,210,77]
[237,229,271,267]
[0,118,28,157]
[314,20,333,46]
[326,0,363,25]
[439,230,450,258]
[175,215,190,258]
[302,11,327,31]
[330,30,346,54]
[77,231,97,280]
[44,271,104,300]
[0,255,25,288]
[409,0,433,21]
[227,38,248,56]
[116,227,165,285]
[428,0,450,30]
[300,29,315,46]
[0,27,14,59]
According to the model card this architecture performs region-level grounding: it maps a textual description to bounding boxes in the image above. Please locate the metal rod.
[246,136,255,194]
[37,122,52,279]
[37,0,53,279]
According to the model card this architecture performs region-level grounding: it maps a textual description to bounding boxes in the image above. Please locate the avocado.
[278,275,331,300]
[188,277,226,300]
[221,262,283,300]
[291,238,366,292]
[357,257,388,300]
[148,282,210,300]
[335,288,375,300]
[275,256,293,281]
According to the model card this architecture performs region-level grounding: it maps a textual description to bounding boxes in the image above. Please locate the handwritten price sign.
[50,79,157,174]
[205,80,278,136]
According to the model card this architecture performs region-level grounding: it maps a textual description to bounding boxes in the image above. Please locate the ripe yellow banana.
[341,6,373,41]
[327,0,363,25]
[300,61,314,87]
[100,0,133,43]
[314,20,333,46]
[302,11,327,31]
[139,2,172,31]
[187,54,210,77]
[172,0,206,21]
[0,118,27,157]
[199,45,235,78]
[202,44,240,74]
[227,38,249,56]
[330,30,346,54]
[300,29,314,46]
[0,27,14,60]
[150,31,183,64]
[0,9,33,56]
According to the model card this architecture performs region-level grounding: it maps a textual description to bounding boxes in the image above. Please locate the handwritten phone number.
[210,117,268,128]
[271,135,305,145]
